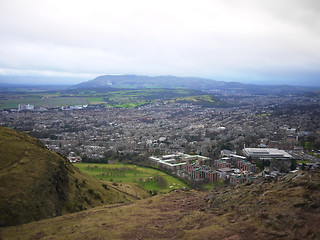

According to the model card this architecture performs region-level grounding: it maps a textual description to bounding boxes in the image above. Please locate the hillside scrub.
[1,168,320,239]
[0,127,134,226]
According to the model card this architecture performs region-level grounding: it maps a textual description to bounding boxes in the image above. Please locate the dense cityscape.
[1,93,319,182]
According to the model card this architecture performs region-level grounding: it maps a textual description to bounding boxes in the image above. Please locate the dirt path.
[0,142,26,171]
[106,182,142,200]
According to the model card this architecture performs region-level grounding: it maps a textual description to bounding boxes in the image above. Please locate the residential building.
[229,169,254,185]
[214,159,232,169]
[238,160,256,172]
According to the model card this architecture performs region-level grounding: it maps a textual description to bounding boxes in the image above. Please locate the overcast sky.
[0,0,320,86]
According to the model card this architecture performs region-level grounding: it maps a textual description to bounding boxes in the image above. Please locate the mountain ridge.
[72,74,316,94]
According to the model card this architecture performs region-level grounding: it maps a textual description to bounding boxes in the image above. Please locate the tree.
[256,161,264,171]
[301,163,306,171]
[290,159,297,171]
[280,166,288,173]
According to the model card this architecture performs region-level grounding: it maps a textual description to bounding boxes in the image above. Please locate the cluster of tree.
[29,130,58,140]
[81,155,108,163]
[63,125,87,133]
[81,151,148,164]
[256,159,271,171]
[98,172,126,177]
[300,135,320,150]
[290,159,297,171]
[185,134,202,142]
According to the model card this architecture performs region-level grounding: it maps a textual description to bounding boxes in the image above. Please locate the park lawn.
[74,163,189,193]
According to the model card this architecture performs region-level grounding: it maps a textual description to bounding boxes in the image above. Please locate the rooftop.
[243,148,292,159]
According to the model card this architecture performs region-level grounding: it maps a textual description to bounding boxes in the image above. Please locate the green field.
[87,97,105,104]
[74,163,189,193]
[175,95,215,102]
[0,88,225,109]
[172,94,224,107]
[0,96,88,109]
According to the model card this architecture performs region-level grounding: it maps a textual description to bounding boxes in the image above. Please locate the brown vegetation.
[1,168,320,239]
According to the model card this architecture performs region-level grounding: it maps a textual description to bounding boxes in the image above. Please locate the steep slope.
[1,169,319,239]
[0,127,133,227]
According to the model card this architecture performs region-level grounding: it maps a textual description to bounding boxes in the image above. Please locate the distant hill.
[73,75,226,89]
[0,127,134,227]
[72,74,315,94]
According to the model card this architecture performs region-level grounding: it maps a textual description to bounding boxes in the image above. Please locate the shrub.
[88,189,94,194]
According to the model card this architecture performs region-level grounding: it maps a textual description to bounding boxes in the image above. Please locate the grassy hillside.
[0,127,136,226]
[1,168,319,239]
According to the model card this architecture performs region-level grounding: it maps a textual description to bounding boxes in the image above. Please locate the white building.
[67,152,82,163]
[18,104,34,111]
[243,148,292,160]
[149,153,210,171]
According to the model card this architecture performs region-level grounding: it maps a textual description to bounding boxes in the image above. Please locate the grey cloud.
[0,0,319,86]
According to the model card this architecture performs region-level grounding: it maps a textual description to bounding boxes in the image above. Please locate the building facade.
[238,160,256,172]
[243,148,292,160]
[229,170,254,185]
[214,159,232,169]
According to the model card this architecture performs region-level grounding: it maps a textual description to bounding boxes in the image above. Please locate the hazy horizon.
[1,0,320,86]
[1,74,320,88]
